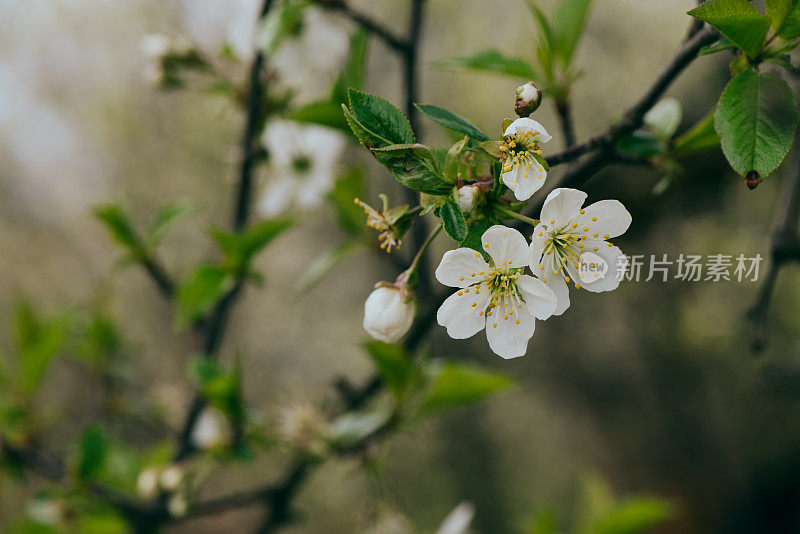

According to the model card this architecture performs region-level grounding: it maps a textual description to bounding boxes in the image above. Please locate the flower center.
[460,262,526,328]
[501,130,544,178]
[292,155,312,174]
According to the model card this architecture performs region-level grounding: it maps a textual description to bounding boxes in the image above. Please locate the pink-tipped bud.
[515,81,543,117]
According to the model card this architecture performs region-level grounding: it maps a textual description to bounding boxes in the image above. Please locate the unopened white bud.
[190,408,232,450]
[515,81,542,117]
[643,97,682,140]
[136,467,161,499]
[457,185,482,213]
[159,465,185,492]
[168,493,189,518]
[363,286,416,343]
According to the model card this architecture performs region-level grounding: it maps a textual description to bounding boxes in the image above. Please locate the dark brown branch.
[140,255,176,298]
[321,1,408,53]
[174,0,276,463]
[554,99,577,148]
[544,26,718,169]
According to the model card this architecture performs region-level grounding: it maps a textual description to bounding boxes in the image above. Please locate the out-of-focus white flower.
[529,188,632,315]
[159,465,185,492]
[190,407,232,450]
[276,402,330,456]
[436,502,475,534]
[136,467,161,499]
[266,6,351,104]
[140,34,172,60]
[435,225,557,359]
[257,119,346,217]
[515,81,543,117]
[363,286,416,343]
[180,0,261,60]
[500,118,552,201]
[26,497,65,526]
[168,493,189,518]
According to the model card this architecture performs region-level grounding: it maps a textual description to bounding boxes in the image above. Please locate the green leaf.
[480,140,504,157]
[531,152,550,173]
[444,136,469,184]
[94,204,141,254]
[440,201,468,242]
[330,407,391,446]
[674,111,720,154]
[616,132,667,158]
[372,145,452,195]
[347,88,415,145]
[687,0,770,57]
[460,213,497,258]
[714,69,799,177]
[256,0,307,54]
[594,498,674,534]
[14,303,67,395]
[295,240,362,294]
[211,219,293,269]
[77,427,107,481]
[414,104,489,141]
[438,50,539,79]
[290,101,350,132]
[552,0,593,66]
[329,168,367,235]
[176,265,235,327]
[343,104,394,150]
[699,37,737,56]
[766,0,800,40]
[364,341,414,397]
[420,193,448,215]
[146,201,195,248]
[643,98,682,140]
[420,361,512,413]
[193,358,244,419]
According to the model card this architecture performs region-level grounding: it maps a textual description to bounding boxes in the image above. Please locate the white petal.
[485,299,535,359]
[571,244,626,293]
[544,274,570,315]
[516,275,557,320]
[481,225,530,268]
[540,188,587,229]
[435,249,490,288]
[436,502,475,534]
[529,224,548,267]
[503,118,552,144]
[257,179,296,217]
[437,288,490,339]
[577,200,632,239]
[504,162,546,201]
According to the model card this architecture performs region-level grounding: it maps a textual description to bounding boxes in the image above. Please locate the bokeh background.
[2,0,800,532]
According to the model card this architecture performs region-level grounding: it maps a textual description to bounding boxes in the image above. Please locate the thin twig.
[320,0,408,53]
[543,26,718,169]
[554,99,577,148]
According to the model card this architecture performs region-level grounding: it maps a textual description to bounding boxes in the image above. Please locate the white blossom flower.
[26,498,65,526]
[436,502,475,534]
[136,467,161,499]
[168,493,189,518]
[529,188,632,315]
[140,34,172,61]
[159,465,185,492]
[257,120,346,218]
[190,407,232,450]
[500,118,552,201]
[363,286,416,343]
[435,225,557,359]
[266,6,351,104]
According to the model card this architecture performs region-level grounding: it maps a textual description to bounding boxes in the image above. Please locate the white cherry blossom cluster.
[361,112,632,359]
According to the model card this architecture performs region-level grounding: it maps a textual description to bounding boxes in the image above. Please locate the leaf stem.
[408,223,442,274]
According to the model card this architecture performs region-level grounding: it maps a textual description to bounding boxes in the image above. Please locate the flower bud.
[190,407,232,450]
[457,184,482,213]
[363,286,416,343]
[514,81,542,117]
[159,465,185,492]
[168,493,189,518]
[136,467,161,499]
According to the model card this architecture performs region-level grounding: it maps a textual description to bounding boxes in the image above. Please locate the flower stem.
[408,223,442,275]
[494,205,540,227]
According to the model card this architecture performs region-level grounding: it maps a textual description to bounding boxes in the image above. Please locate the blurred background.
[2,0,800,532]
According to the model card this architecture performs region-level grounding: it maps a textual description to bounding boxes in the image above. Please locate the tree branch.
[320,0,409,53]
[543,26,718,169]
